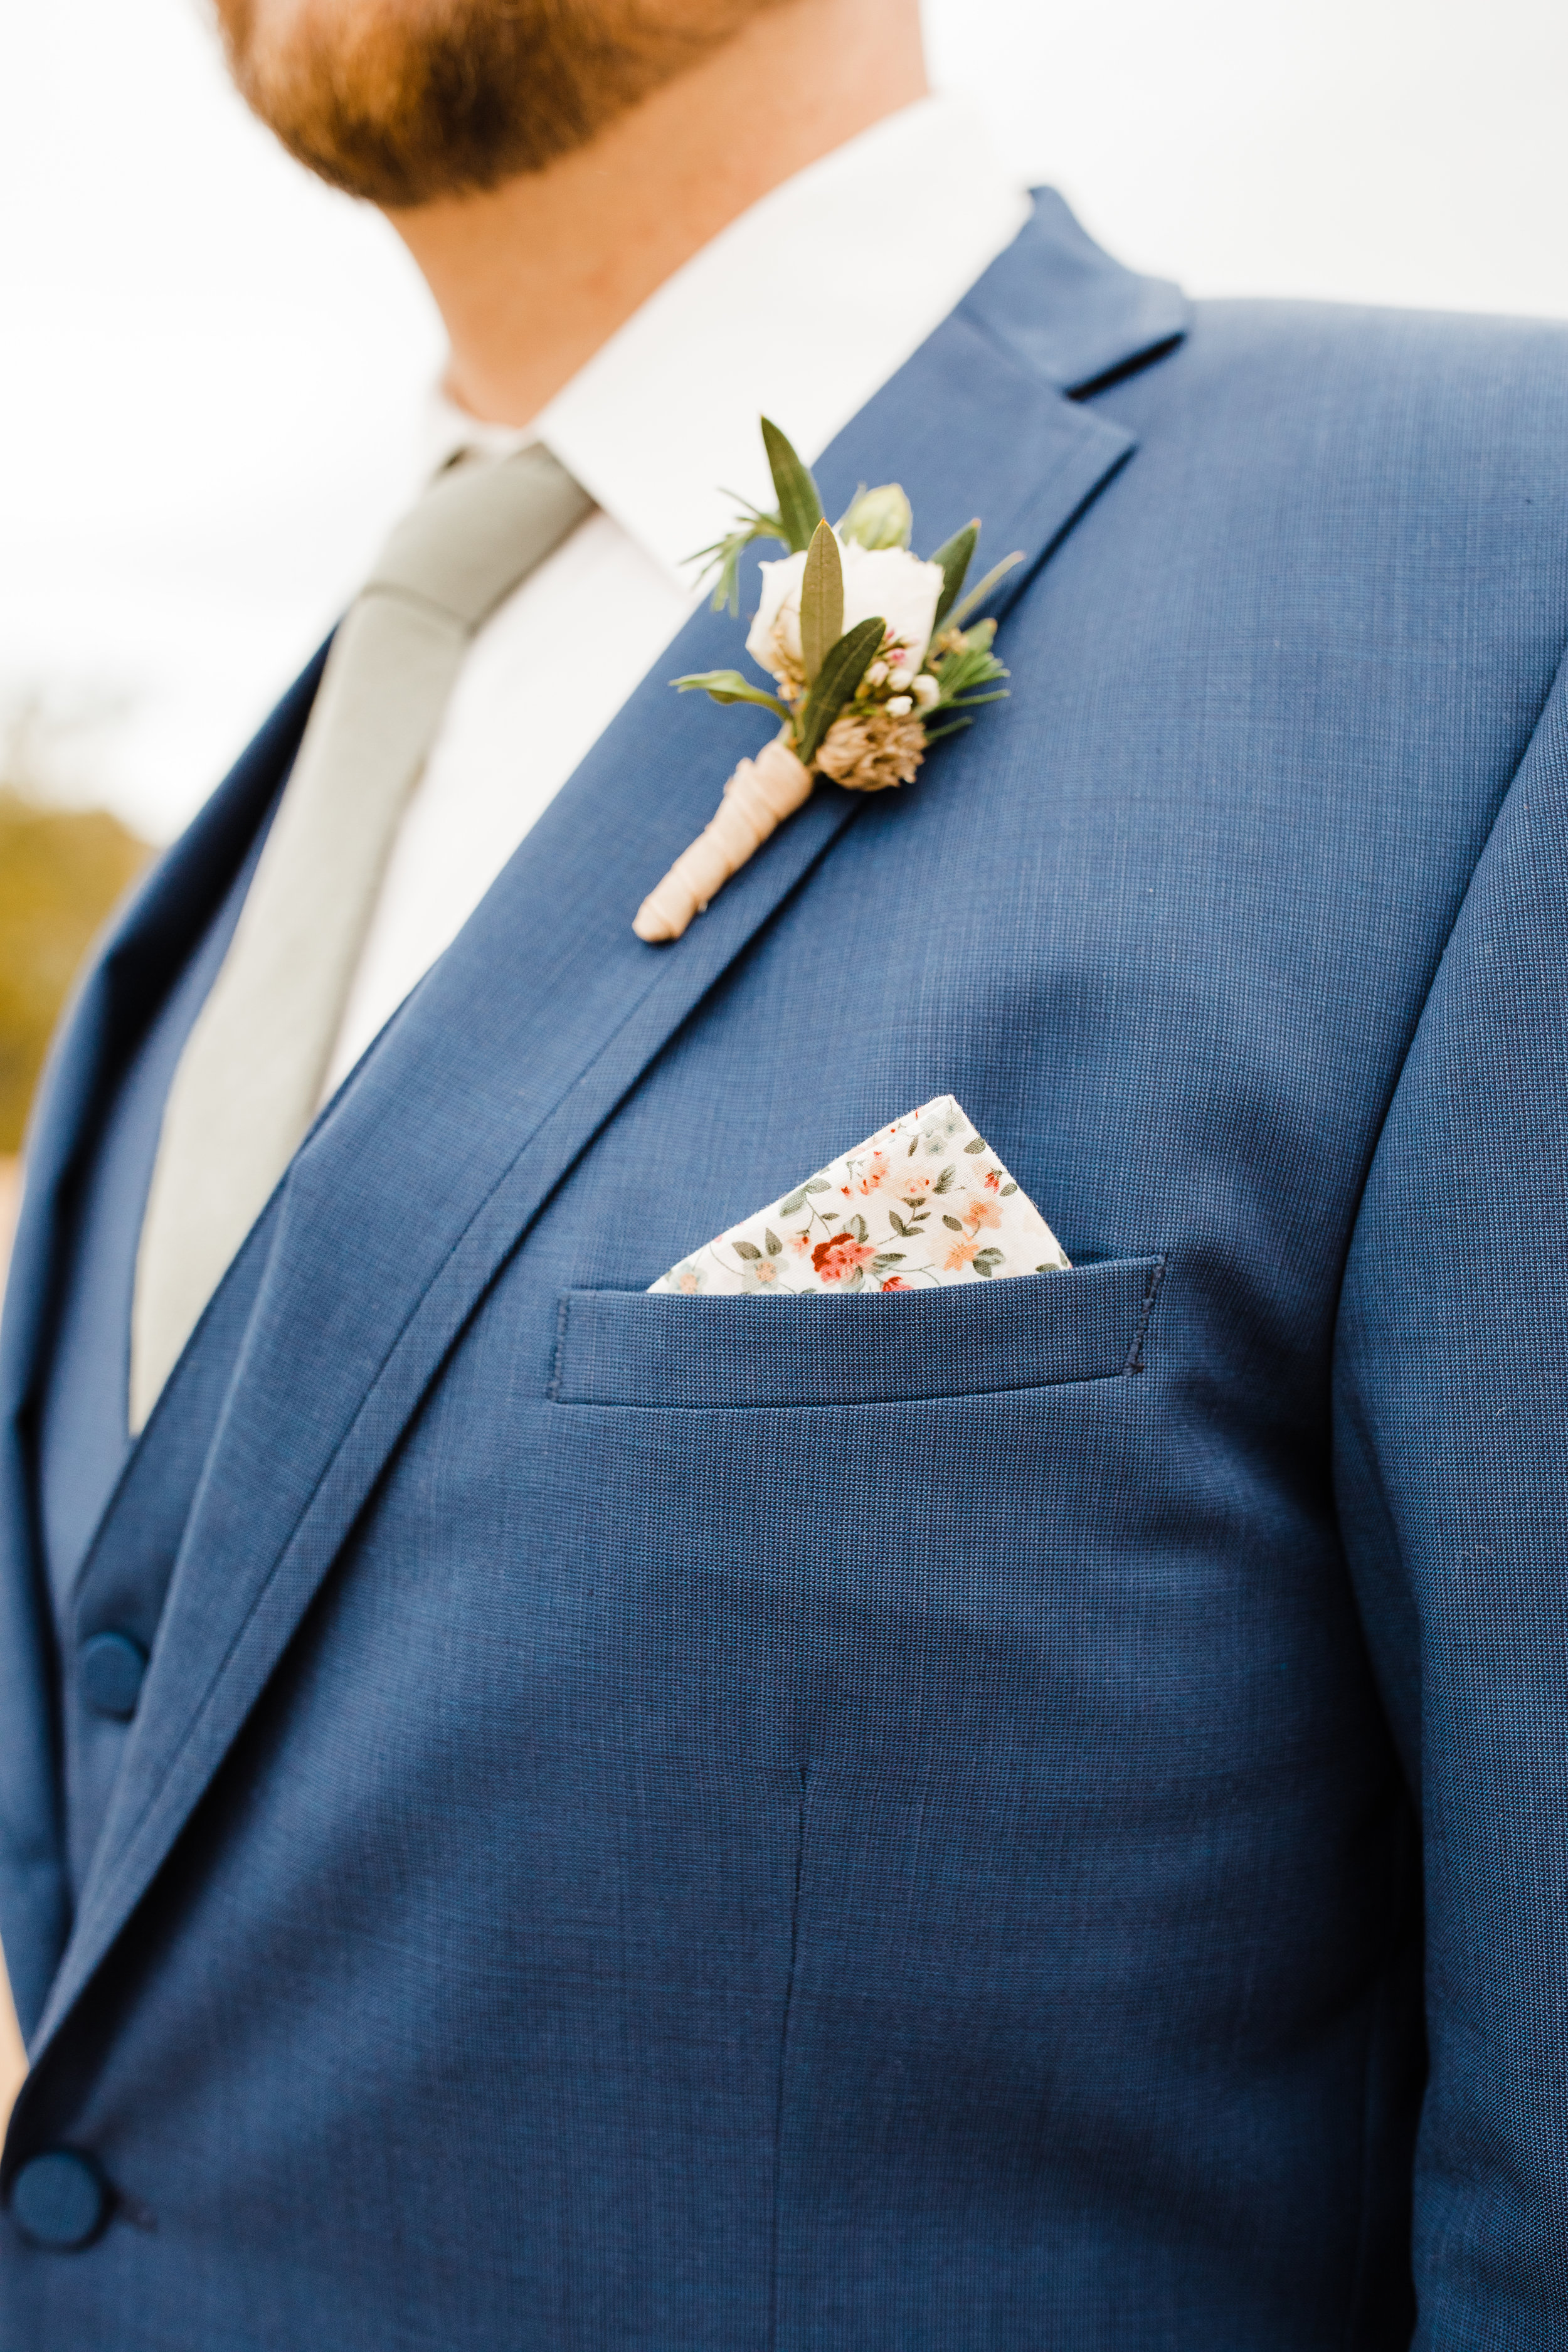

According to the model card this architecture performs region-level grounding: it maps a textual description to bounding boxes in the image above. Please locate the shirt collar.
[425,94,1031,588]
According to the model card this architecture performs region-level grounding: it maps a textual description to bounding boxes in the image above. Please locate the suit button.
[9,2149,109,2249]
[79,1631,148,1720]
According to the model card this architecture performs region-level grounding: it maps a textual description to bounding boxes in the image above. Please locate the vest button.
[79,1630,148,1720]
[8,2149,109,2249]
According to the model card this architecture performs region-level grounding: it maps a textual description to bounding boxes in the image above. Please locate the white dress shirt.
[321,97,1030,1098]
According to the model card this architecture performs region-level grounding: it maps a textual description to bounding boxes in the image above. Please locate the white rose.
[746,536,946,682]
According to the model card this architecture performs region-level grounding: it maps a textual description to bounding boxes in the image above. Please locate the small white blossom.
[913,673,940,709]
[886,696,914,718]
[866,662,889,687]
[888,667,914,693]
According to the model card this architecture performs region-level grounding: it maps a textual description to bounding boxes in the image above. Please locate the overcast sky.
[3,0,1566,840]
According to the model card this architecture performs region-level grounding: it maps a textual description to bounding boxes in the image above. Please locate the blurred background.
[1,0,1565,2095]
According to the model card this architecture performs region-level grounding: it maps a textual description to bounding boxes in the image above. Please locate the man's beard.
[211,0,788,208]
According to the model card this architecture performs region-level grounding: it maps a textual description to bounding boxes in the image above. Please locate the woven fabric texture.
[3,192,1568,2348]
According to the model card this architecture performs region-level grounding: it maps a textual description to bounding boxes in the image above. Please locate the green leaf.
[920,716,977,745]
[687,494,788,613]
[803,1178,832,1194]
[933,1166,956,1194]
[733,1239,762,1261]
[672,669,790,719]
[761,417,825,553]
[963,1136,987,1154]
[948,549,1026,630]
[797,616,886,766]
[799,521,844,684]
[777,1189,806,1216]
[974,1258,997,1278]
[930,520,980,630]
[840,482,913,549]
[975,1247,1004,1263]
[888,1211,909,1236]
[850,1214,867,1242]
[1000,1182,1017,1196]
[764,1227,782,1257]
[942,1214,965,1232]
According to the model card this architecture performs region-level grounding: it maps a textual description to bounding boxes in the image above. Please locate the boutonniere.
[633,418,1021,942]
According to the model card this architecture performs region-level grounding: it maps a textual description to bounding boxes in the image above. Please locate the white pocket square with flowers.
[650,1096,1070,1297]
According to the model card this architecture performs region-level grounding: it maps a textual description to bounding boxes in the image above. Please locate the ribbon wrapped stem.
[633,738,814,943]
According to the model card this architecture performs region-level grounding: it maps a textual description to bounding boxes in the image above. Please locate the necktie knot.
[364,443,592,634]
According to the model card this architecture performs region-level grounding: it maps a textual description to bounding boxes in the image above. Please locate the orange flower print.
[881,1275,910,1292]
[903,1172,933,1197]
[854,1152,890,1196]
[751,1258,779,1285]
[788,1230,813,1255]
[983,1169,1002,1192]
[812,1233,876,1283]
[943,1236,981,1273]
[964,1195,1002,1235]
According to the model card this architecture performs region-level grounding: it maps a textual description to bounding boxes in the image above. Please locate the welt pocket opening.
[549,1255,1166,1411]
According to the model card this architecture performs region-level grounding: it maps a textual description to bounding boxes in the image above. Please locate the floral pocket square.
[651,1096,1069,1296]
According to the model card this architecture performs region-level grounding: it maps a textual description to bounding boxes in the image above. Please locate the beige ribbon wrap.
[634,738,815,943]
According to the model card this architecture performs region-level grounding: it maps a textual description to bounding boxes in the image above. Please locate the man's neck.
[388,0,928,430]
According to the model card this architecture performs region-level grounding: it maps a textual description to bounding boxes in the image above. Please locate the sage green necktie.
[130,443,593,1433]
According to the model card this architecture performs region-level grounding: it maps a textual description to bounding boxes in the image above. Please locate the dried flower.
[815,705,928,793]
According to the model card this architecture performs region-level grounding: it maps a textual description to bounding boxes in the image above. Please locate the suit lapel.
[0,647,327,2042]
[31,204,1189,2059]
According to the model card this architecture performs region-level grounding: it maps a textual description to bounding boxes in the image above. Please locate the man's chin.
[211,0,789,208]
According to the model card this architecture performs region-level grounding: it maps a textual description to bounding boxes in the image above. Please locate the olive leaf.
[672,669,791,719]
[799,521,844,684]
[930,520,980,631]
[761,417,825,553]
[963,1136,988,1154]
[942,1215,965,1232]
[797,617,886,766]
[948,550,1026,632]
[733,1239,762,1260]
[764,1228,782,1256]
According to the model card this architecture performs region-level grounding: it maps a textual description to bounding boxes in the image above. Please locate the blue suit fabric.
[3,193,1568,2348]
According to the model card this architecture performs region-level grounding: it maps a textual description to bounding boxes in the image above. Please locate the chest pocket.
[549,1254,1165,1410]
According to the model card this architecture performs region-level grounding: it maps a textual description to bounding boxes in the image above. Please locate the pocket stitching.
[547,1290,572,1404]
[551,1254,1167,1409]
[1123,1253,1168,1376]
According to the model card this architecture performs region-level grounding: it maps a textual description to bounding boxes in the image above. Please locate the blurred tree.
[0,790,151,1152]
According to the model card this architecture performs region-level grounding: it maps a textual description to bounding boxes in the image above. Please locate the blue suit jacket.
[4,195,1568,2349]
